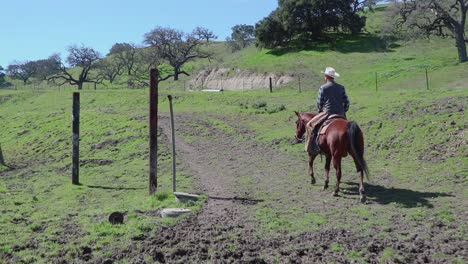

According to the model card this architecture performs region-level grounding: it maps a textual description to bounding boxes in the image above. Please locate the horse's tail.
[347,121,369,181]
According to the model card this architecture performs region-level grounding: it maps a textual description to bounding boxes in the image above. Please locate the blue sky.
[0,0,278,67]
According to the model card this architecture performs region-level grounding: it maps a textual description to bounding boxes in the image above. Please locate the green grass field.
[1,80,466,262]
[0,90,208,262]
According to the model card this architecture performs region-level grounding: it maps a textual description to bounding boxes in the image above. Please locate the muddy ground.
[100,113,466,264]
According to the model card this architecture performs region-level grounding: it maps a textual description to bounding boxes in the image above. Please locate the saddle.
[318,114,346,135]
[305,114,346,154]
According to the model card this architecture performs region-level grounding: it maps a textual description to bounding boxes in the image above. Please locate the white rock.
[160,208,191,218]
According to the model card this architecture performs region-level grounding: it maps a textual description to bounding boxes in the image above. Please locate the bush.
[252,101,267,109]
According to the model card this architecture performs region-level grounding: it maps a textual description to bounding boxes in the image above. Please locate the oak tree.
[143,26,212,80]
[48,45,101,90]
[395,0,467,63]
[7,61,36,84]
[108,43,138,75]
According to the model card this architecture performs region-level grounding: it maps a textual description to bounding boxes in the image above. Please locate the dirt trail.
[133,114,291,262]
[114,113,466,264]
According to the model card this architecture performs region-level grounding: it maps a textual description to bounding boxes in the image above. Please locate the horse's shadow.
[341,182,453,208]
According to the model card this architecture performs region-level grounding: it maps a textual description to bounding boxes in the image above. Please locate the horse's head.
[294,111,307,142]
[294,111,316,142]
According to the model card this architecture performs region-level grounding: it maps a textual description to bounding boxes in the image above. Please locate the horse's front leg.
[332,156,342,196]
[323,156,331,190]
[308,153,318,185]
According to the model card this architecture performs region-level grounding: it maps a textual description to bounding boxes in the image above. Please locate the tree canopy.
[30,54,62,81]
[225,24,255,52]
[0,66,7,87]
[6,61,36,84]
[255,0,375,49]
[108,43,138,75]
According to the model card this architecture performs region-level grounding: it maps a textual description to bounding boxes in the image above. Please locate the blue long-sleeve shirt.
[316,80,349,116]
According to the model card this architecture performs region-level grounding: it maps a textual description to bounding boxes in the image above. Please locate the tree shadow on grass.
[341,182,453,208]
[266,34,400,56]
[86,185,144,191]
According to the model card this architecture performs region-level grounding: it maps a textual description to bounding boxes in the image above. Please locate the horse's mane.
[298,112,316,123]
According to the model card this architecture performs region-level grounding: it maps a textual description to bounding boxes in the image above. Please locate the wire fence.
[1,66,454,93]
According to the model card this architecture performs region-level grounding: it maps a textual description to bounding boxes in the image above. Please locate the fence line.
[3,67,436,92]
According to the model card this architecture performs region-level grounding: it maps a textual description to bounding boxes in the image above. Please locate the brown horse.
[294,111,369,203]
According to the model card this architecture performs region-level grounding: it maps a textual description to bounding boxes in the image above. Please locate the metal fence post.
[168,95,176,193]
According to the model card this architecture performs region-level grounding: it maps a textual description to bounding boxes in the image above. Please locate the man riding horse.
[306,67,350,154]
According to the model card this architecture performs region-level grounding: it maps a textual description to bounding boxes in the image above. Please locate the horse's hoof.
[332,191,339,197]
[360,195,367,203]
[322,185,328,191]
[311,178,316,185]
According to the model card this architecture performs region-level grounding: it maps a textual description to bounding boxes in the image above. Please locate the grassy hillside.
[184,5,468,93]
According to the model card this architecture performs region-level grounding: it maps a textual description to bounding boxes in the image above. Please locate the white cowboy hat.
[321,67,340,78]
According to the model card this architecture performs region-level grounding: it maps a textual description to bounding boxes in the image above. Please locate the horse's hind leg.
[358,170,366,203]
[308,153,318,185]
[332,156,342,196]
[351,154,366,203]
[323,156,331,190]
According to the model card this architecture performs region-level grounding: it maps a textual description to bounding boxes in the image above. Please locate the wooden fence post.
[72,92,80,185]
[149,69,159,195]
[375,72,378,92]
[168,95,176,193]
[425,68,429,90]
[298,75,302,93]
[269,77,273,93]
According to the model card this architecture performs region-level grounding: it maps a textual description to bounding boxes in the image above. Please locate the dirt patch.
[384,96,465,118]
[419,129,466,162]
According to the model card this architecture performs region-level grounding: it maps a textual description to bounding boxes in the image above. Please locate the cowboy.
[306,67,350,153]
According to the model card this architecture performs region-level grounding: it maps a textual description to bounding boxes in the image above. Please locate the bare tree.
[143,26,212,80]
[108,43,138,75]
[48,45,101,90]
[96,58,124,84]
[7,61,36,84]
[395,0,467,63]
[193,26,217,43]
[127,48,175,88]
